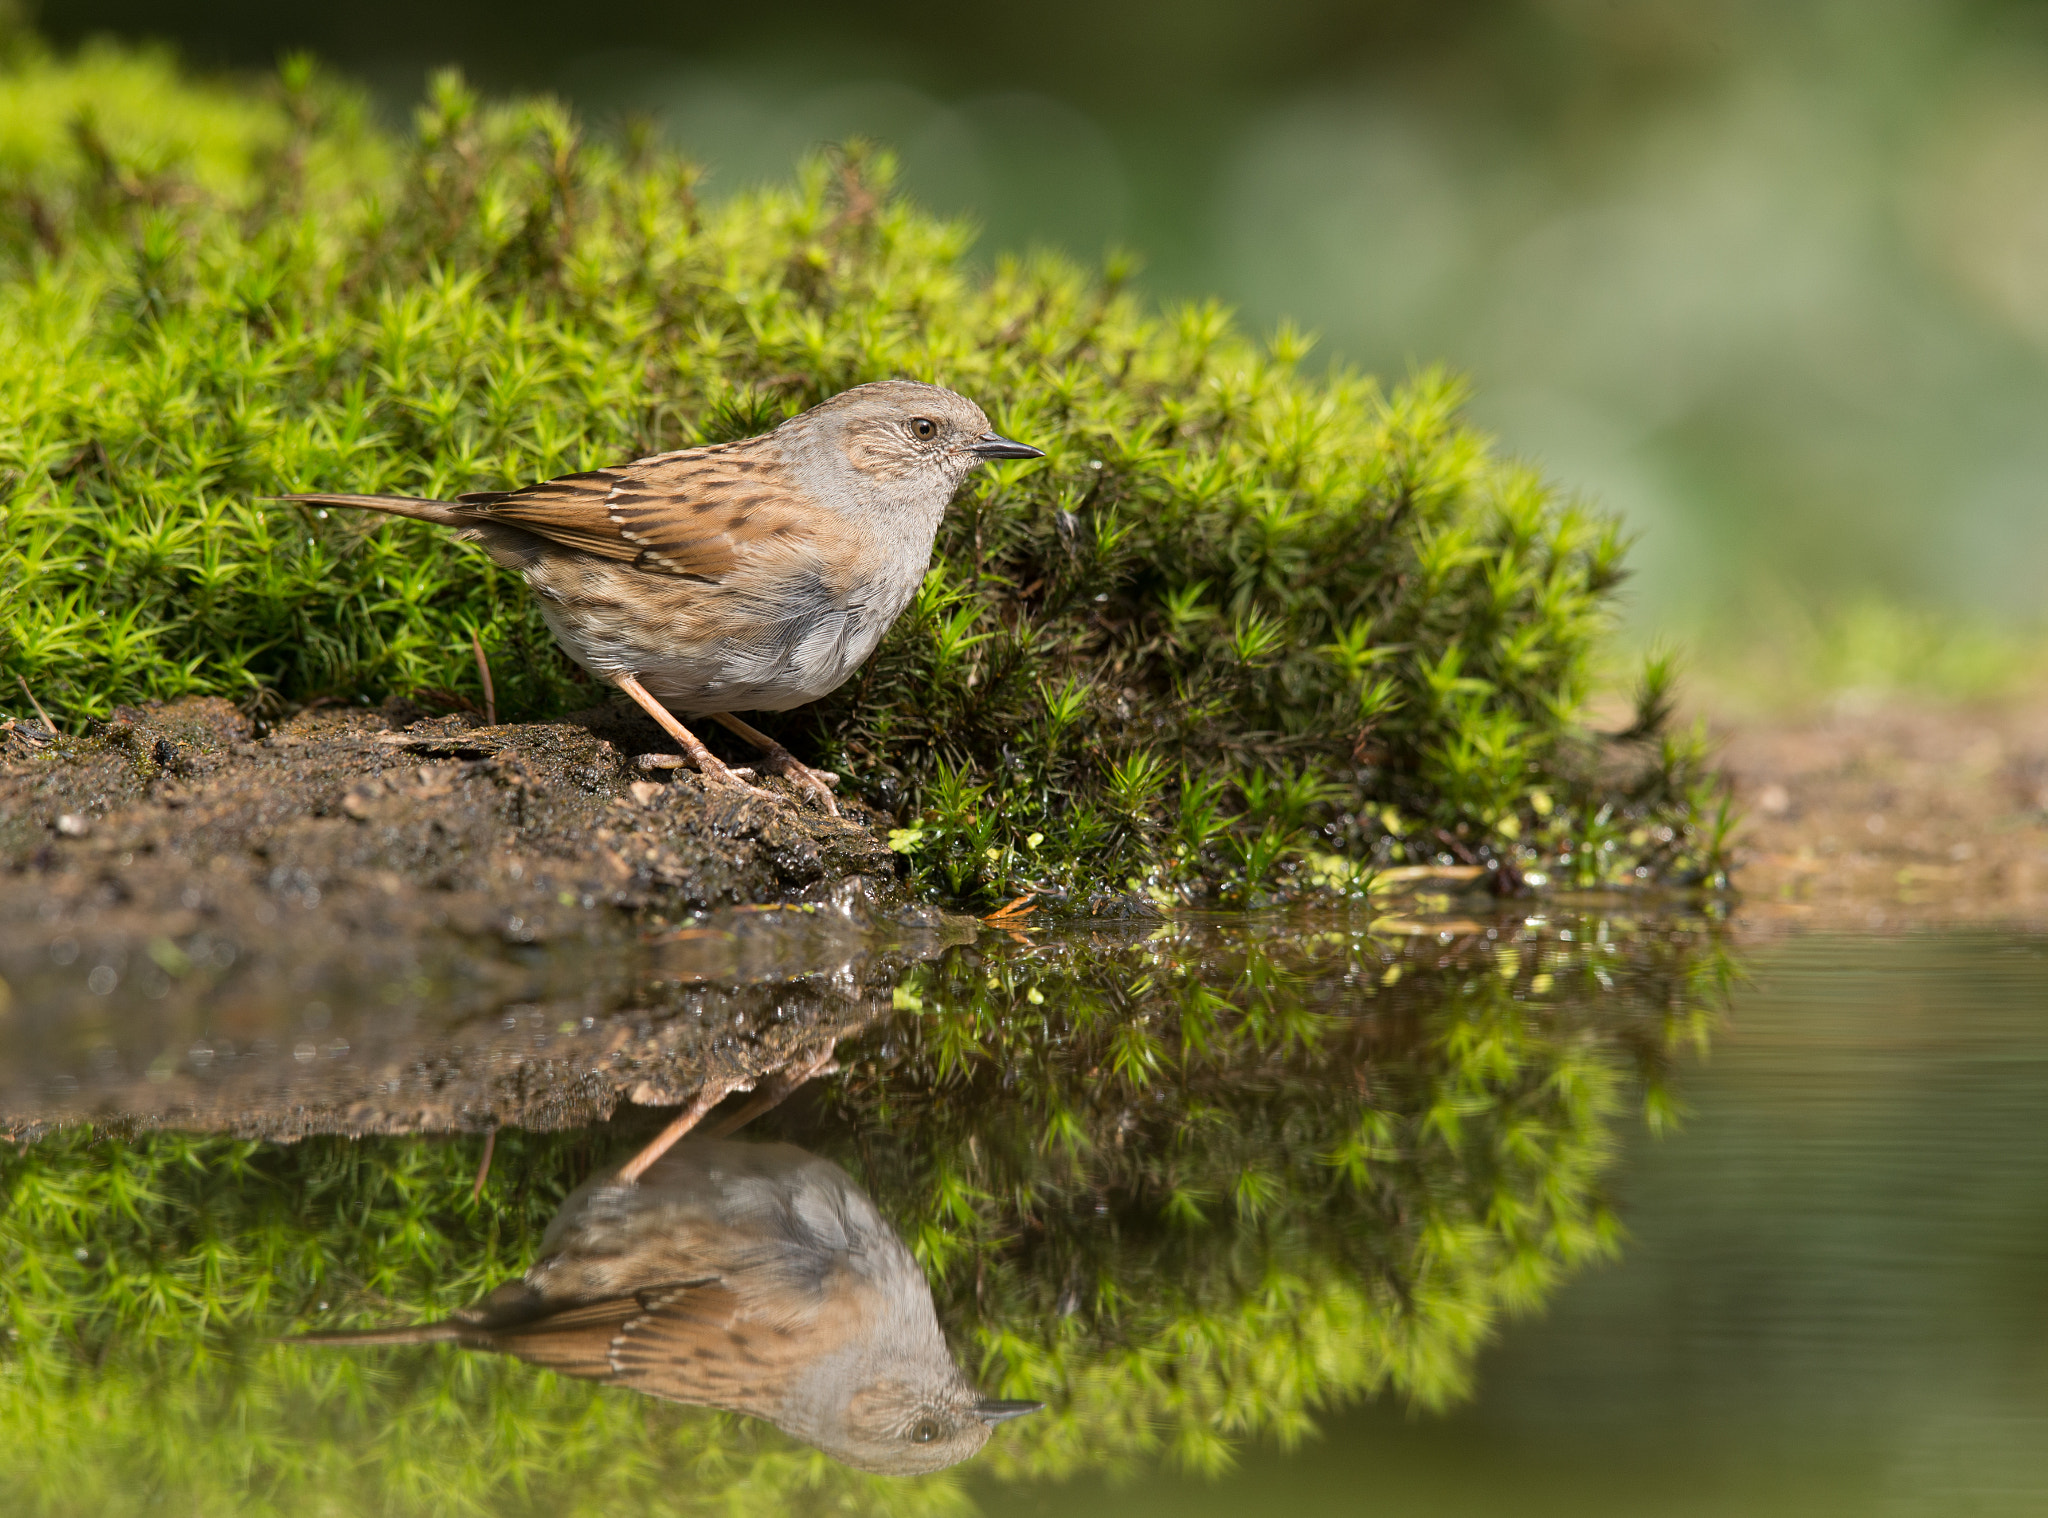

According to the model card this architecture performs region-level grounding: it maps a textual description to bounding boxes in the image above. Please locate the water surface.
[4,913,2042,1516]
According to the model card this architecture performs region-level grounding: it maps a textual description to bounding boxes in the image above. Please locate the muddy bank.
[1714,690,2048,931]
[1,695,900,918]
[0,696,970,1138]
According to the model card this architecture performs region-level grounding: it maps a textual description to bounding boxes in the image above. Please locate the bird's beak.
[969,431,1045,461]
[973,1398,1046,1424]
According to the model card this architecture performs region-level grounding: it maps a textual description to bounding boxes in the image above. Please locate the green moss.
[0,45,1724,905]
[0,910,1731,1514]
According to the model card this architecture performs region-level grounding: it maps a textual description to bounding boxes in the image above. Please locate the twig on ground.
[470,631,497,726]
[14,675,56,732]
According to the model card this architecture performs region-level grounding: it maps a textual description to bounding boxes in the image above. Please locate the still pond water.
[981,930,2048,1518]
[3,910,2043,1516]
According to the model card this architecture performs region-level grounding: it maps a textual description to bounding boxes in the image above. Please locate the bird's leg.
[698,1038,839,1140]
[613,674,771,800]
[708,712,841,816]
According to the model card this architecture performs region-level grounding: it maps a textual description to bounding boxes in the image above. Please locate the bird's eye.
[910,1419,942,1444]
[912,417,937,440]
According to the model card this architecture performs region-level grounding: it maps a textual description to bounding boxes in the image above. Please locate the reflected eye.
[910,1419,942,1444]
[912,417,937,440]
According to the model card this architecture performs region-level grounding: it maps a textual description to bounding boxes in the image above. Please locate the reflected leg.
[614,1040,840,1184]
[613,1077,746,1185]
[699,1039,840,1140]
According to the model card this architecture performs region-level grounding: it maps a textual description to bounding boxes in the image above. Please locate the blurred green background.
[30,0,2048,654]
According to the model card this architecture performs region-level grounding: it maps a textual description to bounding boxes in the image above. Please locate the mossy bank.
[0,39,1728,909]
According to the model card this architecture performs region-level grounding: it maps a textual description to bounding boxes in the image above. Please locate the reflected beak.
[969,431,1045,461]
[973,1398,1046,1424]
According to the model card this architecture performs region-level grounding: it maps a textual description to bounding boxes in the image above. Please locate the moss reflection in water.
[0,909,1730,1515]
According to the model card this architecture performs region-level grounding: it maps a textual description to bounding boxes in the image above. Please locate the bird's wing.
[457,450,851,581]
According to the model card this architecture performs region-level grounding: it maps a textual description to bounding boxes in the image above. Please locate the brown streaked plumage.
[277,381,1044,813]
[292,1139,1044,1476]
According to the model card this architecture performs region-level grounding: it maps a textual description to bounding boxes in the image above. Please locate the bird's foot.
[688,749,775,802]
[699,1037,841,1141]
[702,711,841,814]
[635,753,756,781]
[614,1077,747,1185]
[757,745,840,815]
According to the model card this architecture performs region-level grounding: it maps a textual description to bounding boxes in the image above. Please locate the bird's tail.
[272,493,468,526]
[280,1319,466,1347]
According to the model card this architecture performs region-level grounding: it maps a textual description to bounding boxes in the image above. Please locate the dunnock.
[295,1138,1042,1475]
[278,382,1043,814]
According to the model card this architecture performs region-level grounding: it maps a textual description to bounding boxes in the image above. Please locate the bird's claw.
[636,753,753,781]
[695,756,774,802]
[627,744,830,812]
[788,765,841,816]
[786,764,841,815]
[755,746,840,815]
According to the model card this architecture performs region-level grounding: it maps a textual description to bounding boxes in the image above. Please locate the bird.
[291,1136,1044,1475]
[276,381,1044,815]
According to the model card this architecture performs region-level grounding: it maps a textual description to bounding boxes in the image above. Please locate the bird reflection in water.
[296,1057,1040,1475]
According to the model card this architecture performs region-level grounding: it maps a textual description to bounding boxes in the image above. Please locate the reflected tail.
[282,1320,463,1346]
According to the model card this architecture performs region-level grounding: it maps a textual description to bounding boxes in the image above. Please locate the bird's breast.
[526,547,914,714]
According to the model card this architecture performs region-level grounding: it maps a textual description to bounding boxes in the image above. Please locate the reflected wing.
[602,1281,823,1408]
[483,1280,822,1412]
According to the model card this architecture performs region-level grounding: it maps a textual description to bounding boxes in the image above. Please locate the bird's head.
[797,380,1043,497]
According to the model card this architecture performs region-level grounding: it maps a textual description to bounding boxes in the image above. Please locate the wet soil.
[0,696,964,1138]
[1,695,899,917]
